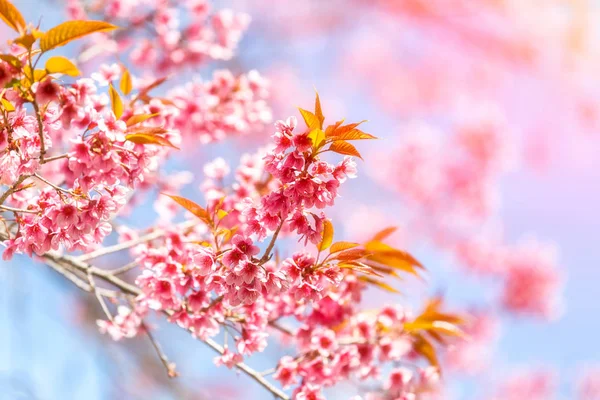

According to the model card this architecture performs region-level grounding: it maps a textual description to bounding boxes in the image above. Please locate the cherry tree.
[0,0,472,399]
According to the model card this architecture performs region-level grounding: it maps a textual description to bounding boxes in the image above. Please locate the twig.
[87,271,114,322]
[268,321,295,336]
[109,261,139,275]
[204,338,289,400]
[142,322,178,378]
[259,218,285,265]
[31,100,46,163]
[0,204,39,214]
[77,220,197,262]
[33,173,72,195]
[40,153,69,164]
[0,175,29,206]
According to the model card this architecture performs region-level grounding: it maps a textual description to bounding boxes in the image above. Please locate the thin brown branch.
[77,220,197,262]
[142,322,178,378]
[204,338,289,400]
[0,175,29,206]
[259,217,285,265]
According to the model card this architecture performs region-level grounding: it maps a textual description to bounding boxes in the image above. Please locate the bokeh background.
[1,0,600,399]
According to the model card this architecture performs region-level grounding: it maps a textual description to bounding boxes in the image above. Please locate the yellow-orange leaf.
[163,194,210,224]
[217,209,228,220]
[329,140,362,159]
[403,320,465,337]
[120,67,132,95]
[331,129,376,141]
[413,334,439,368]
[125,132,178,149]
[308,128,325,150]
[13,33,37,49]
[365,240,424,268]
[339,262,380,276]
[108,83,123,119]
[318,219,334,251]
[0,54,21,68]
[125,113,159,127]
[358,276,400,293]
[40,20,118,52]
[45,56,80,77]
[329,241,359,254]
[370,226,397,242]
[299,108,320,131]
[333,248,371,261]
[137,76,169,99]
[314,91,324,129]
[0,0,25,33]
[1,98,14,111]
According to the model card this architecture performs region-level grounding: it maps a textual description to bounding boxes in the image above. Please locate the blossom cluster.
[68,0,250,71]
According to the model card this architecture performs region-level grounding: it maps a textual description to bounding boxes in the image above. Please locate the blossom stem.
[259,217,285,265]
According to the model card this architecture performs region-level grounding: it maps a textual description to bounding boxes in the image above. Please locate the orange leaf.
[413,334,439,368]
[318,220,334,251]
[162,194,210,224]
[332,248,371,261]
[329,140,362,159]
[327,121,366,137]
[358,276,400,293]
[40,20,118,51]
[331,128,376,141]
[0,0,25,33]
[125,132,178,149]
[365,240,424,268]
[370,226,398,242]
[125,113,159,127]
[329,241,359,254]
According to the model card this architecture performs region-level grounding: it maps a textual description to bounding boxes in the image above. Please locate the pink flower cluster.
[166,69,271,143]
[69,0,250,72]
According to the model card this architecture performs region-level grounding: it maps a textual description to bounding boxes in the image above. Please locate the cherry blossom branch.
[40,153,69,164]
[0,204,38,214]
[30,99,46,163]
[0,175,30,206]
[142,322,178,378]
[25,246,290,399]
[77,220,197,262]
[203,337,290,400]
[259,217,285,264]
